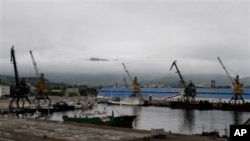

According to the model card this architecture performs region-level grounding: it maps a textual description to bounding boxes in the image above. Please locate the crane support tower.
[170,60,196,102]
[30,50,51,107]
[217,57,244,103]
[122,63,142,98]
[9,46,31,109]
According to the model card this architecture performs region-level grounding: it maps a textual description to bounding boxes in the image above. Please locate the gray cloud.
[0,0,249,77]
[89,57,108,62]
[88,57,119,62]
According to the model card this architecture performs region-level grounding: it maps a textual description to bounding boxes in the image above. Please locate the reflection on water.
[233,111,242,125]
[50,103,250,135]
[182,110,195,133]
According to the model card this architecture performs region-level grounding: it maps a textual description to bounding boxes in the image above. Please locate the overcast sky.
[0,0,249,78]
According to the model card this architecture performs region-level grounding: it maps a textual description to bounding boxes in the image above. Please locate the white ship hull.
[108,97,144,106]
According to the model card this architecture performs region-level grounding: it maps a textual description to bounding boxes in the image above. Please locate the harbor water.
[48,88,250,136]
[50,103,250,136]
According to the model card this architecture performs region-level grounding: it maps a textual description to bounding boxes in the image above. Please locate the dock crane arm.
[217,57,235,86]
[30,50,40,78]
[10,46,19,87]
[170,60,186,88]
[122,63,134,83]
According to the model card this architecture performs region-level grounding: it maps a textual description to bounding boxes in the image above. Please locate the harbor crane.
[9,46,31,109]
[170,60,196,102]
[217,57,244,103]
[122,63,141,98]
[30,50,51,106]
[30,50,39,78]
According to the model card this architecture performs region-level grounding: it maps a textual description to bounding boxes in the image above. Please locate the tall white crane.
[30,50,40,78]
[122,63,134,84]
[217,57,234,87]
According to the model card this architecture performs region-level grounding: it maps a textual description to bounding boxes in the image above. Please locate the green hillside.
[0,75,48,86]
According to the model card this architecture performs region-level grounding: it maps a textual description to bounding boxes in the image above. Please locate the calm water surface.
[50,103,250,136]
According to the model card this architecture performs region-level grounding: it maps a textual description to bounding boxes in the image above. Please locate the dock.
[97,97,250,111]
[147,99,250,111]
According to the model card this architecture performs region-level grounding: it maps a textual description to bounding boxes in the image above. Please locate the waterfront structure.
[65,87,80,96]
[0,85,10,97]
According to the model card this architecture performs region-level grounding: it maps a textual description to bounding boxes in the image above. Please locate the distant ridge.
[0,75,49,85]
[148,73,230,87]
[1,73,250,87]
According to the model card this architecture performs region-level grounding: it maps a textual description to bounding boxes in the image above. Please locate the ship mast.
[30,50,40,78]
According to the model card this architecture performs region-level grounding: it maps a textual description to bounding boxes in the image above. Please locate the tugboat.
[63,109,136,128]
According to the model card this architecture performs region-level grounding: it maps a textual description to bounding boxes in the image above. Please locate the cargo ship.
[63,110,136,128]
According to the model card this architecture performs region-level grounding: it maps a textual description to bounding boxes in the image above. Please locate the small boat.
[63,109,136,128]
[108,97,145,106]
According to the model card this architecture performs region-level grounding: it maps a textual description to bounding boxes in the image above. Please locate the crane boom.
[30,50,40,78]
[217,57,234,86]
[10,46,19,87]
[122,63,134,83]
[170,60,186,88]
[9,46,31,109]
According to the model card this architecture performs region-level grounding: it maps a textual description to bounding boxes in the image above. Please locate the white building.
[0,85,10,97]
[65,87,80,96]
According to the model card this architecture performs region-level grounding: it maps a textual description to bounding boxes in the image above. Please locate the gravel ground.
[0,116,149,141]
[0,116,229,141]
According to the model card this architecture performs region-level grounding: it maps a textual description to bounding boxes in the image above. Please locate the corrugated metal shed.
[97,87,250,100]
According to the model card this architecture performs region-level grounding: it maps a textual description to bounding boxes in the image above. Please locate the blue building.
[97,87,250,100]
